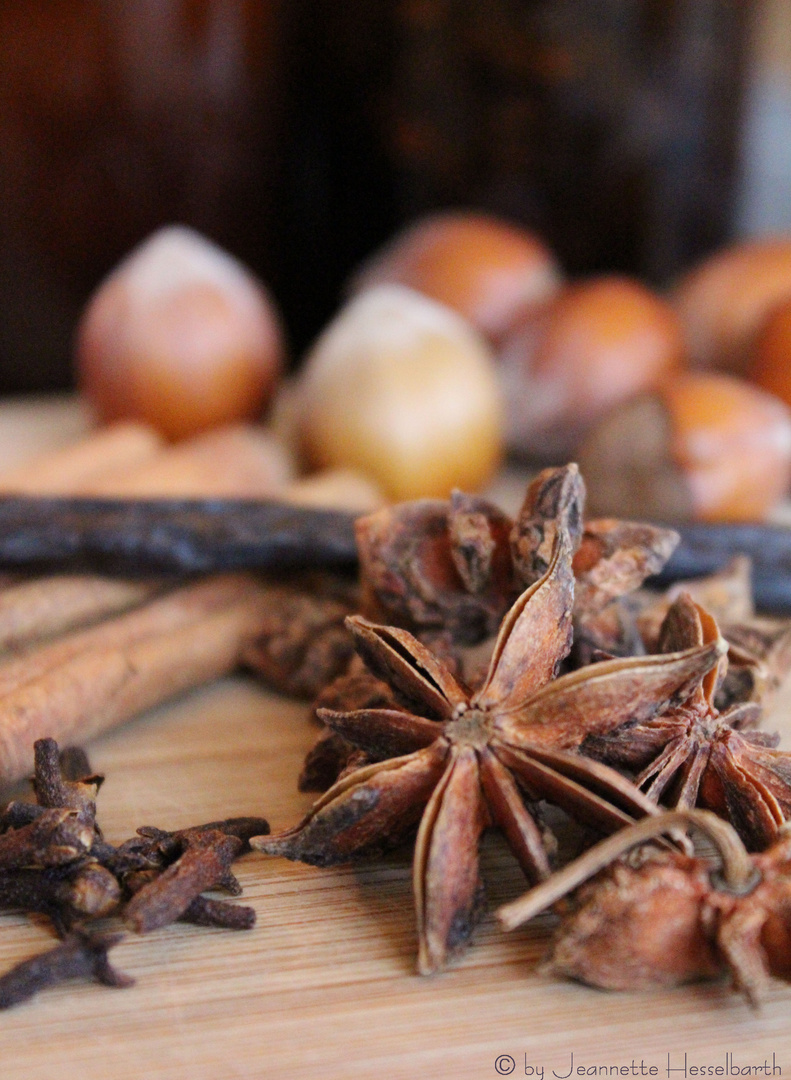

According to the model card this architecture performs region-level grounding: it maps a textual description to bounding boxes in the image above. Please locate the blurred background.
[0,0,788,394]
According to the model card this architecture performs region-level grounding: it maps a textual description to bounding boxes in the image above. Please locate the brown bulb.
[673,238,791,374]
[76,226,285,441]
[499,276,683,460]
[578,372,791,522]
[350,211,561,342]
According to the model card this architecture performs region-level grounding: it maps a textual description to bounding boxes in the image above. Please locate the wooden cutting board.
[0,399,790,1080]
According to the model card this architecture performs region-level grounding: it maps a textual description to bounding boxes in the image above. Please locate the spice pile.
[248,463,791,992]
[0,738,266,1007]
[3,462,791,1007]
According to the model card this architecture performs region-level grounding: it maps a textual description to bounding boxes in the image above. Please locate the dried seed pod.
[578,374,791,522]
[719,617,791,710]
[582,593,791,851]
[510,463,586,585]
[635,556,754,654]
[498,809,783,1002]
[255,533,723,974]
[357,492,515,645]
[241,583,358,699]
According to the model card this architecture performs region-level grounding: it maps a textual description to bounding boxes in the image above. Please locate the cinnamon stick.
[0,573,277,785]
[83,424,295,498]
[0,575,162,654]
[0,422,164,495]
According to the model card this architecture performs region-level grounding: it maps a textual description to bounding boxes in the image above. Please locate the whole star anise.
[253,534,723,973]
[498,808,791,1004]
[356,463,679,663]
[584,593,791,850]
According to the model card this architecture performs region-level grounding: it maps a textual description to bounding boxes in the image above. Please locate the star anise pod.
[253,534,723,973]
[583,593,791,850]
[633,556,791,712]
[717,616,791,712]
[356,463,679,662]
[635,555,755,654]
[498,808,791,1004]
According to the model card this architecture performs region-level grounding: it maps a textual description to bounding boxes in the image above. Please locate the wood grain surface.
[0,400,789,1080]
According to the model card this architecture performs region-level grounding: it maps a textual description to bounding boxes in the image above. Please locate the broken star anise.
[498,808,791,1004]
[253,533,723,974]
[584,593,791,850]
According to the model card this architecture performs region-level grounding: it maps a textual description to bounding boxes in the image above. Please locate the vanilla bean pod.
[654,522,791,613]
[0,496,358,575]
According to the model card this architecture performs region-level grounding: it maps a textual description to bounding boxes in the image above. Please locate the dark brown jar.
[378,0,751,285]
[0,1,288,392]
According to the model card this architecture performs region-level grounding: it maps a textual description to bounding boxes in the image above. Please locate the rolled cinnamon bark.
[0,573,276,786]
[0,422,164,494]
[0,575,162,654]
[83,424,294,498]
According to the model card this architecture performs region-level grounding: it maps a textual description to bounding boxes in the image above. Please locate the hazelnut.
[76,226,285,441]
[673,238,791,374]
[350,211,561,342]
[749,295,791,407]
[499,276,683,460]
[578,372,791,522]
[295,285,503,500]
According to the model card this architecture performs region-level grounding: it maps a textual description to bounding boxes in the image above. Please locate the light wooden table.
[0,399,789,1080]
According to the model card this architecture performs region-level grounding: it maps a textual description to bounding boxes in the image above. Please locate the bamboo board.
[0,400,790,1080]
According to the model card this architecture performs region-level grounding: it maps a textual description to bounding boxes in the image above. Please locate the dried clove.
[123,830,245,933]
[0,801,45,832]
[32,737,103,835]
[124,870,256,931]
[0,929,133,1010]
[0,809,93,870]
[116,817,268,934]
[0,863,120,936]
